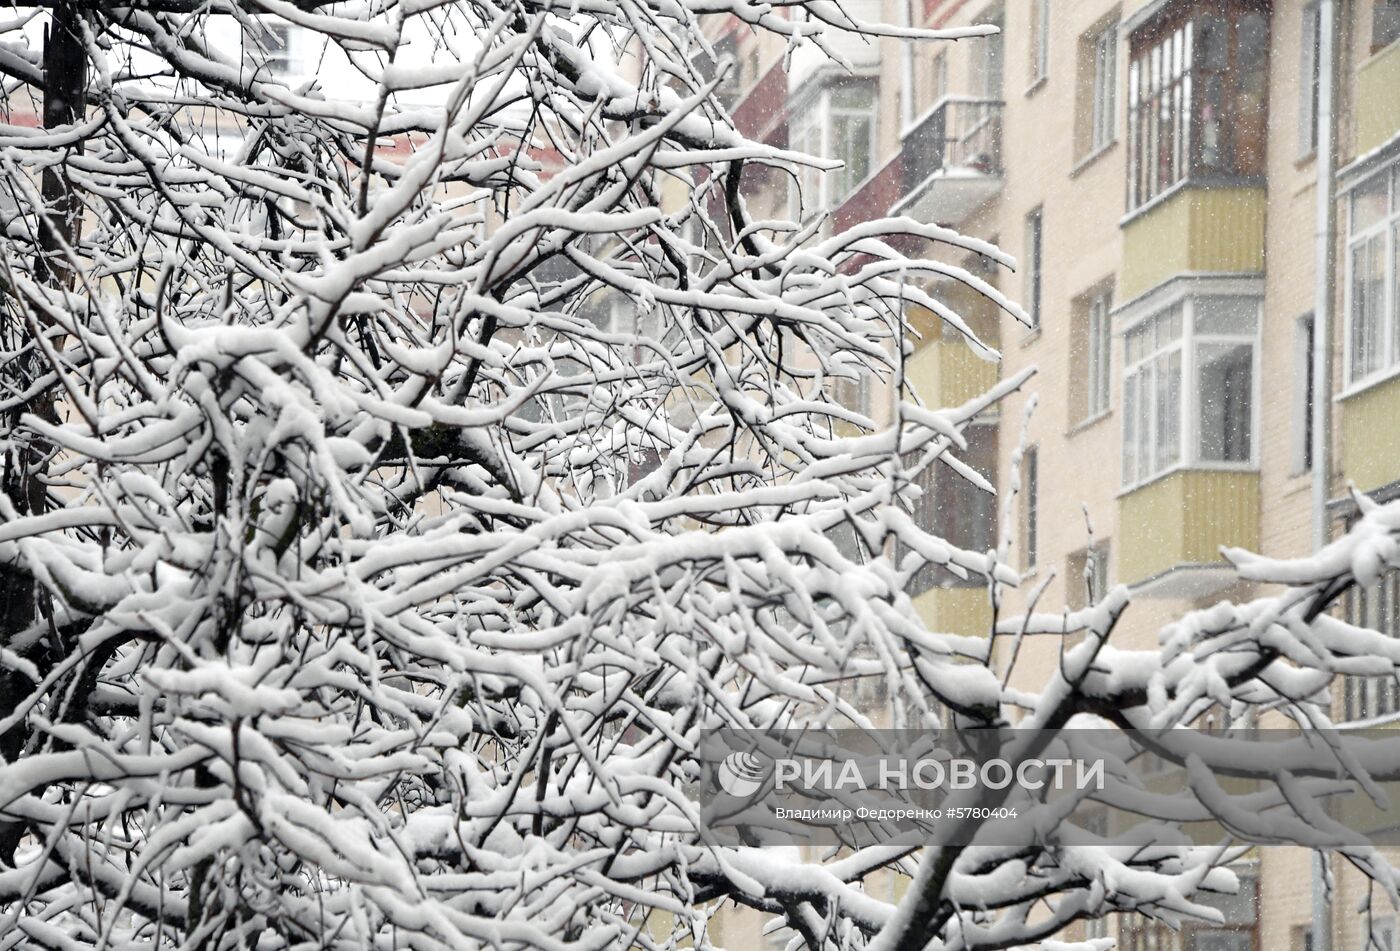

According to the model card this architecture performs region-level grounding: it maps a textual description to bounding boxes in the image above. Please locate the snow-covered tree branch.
[0,2,1397,950]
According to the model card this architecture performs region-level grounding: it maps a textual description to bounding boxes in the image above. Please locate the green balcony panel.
[1121,186,1266,302]
[1341,374,1400,494]
[1119,470,1260,591]
[1357,41,1400,156]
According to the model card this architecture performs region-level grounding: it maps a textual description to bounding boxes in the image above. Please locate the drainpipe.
[901,0,916,133]
[1310,2,1337,951]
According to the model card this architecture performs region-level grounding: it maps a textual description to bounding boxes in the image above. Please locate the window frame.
[1024,207,1043,331]
[1022,446,1039,571]
[1028,0,1050,90]
[1090,21,1118,153]
[786,79,878,222]
[1120,291,1261,491]
[1299,2,1321,158]
[1344,164,1400,390]
[1291,314,1315,476]
[1087,286,1113,419]
[259,19,301,78]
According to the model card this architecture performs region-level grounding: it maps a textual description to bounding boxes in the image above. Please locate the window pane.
[1195,296,1258,335]
[1155,350,1181,472]
[1352,173,1390,235]
[1123,372,1139,484]
[1394,223,1400,367]
[1352,236,1386,380]
[1198,341,1254,462]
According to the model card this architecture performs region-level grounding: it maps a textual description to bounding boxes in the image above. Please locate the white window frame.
[1119,288,1261,491]
[1090,21,1118,152]
[1299,1,1321,157]
[1022,446,1039,571]
[1087,287,1113,418]
[1029,0,1050,88]
[1291,313,1315,476]
[787,80,877,222]
[1344,163,1400,389]
[1024,207,1043,330]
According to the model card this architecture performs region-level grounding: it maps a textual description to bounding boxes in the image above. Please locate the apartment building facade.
[705,0,1400,948]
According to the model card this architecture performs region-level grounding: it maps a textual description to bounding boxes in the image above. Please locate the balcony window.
[1126,2,1269,211]
[1121,295,1258,489]
[788,81,876,219]
[1346,165,1400,386]
[1343,568,1400,721]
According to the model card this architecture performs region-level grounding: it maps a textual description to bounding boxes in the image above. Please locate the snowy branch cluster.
[0,2,1397,950]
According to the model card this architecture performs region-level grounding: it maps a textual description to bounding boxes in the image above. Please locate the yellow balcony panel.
[1341,373,1400,494]
[1120,186,1266,302]
[1118,469,1260,598]
[1357,41,1400,156]
[911,584,992,637]
[906,337,999,410]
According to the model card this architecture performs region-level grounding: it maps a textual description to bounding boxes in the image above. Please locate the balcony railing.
[904,97,1003,182]
[895,97,1004,225]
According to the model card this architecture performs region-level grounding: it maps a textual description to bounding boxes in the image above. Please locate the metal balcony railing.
[902,96,1004,186]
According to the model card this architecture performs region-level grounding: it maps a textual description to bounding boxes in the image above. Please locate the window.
[789,82,876,219]
[931,50,948,106]
[1024,207,1043,330]
[1022,447,1038,571]
[1292,315,1315,475]
[905,424,997,596]
[1080,19,1118,155]
[1070,283,1112,424]
[1087,287,1113,418]
[697,33,742,104]
[1300,2,1321,156]
[1029,0,1050,87]
[1346,166,1400,385]
[1343,570,1400,721]
[972,11,1004,99]
[260,20,299,77]
[1121,295,1258,488]
[1375,0,1400,54]
[1068,543,1110,610]
[1126,3,1270,211]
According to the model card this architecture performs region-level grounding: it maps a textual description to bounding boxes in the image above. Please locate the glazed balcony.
[893,97,1004,227]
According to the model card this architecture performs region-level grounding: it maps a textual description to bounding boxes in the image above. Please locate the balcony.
[1341,373,1400,494]
[893,97,1004,227]
[1120,185,1266,302]
[905,320,998,409]
[1118,470,1260,598]
[912,584,992,638]
[1357,39,1400,156]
